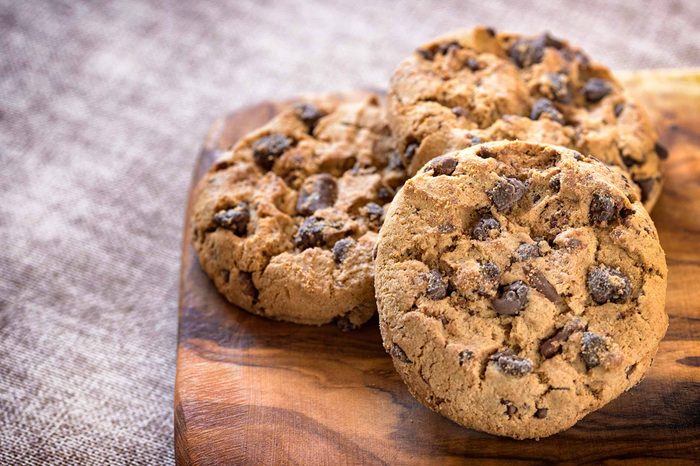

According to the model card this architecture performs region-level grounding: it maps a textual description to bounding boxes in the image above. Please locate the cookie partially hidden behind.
[388,26,666,209]
[375,141,667,439]
[192,94,406,327]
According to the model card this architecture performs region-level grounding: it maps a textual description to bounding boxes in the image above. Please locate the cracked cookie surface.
[388,26,666,209]
[375,141,667,439]
[192,94,405,327]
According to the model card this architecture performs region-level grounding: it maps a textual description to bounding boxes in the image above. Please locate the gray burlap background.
[1,0,698,464]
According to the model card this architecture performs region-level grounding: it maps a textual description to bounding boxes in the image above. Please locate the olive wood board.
[175,69,700,465]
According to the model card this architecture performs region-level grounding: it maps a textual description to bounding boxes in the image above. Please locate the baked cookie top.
[388,26,667,209]
[375,141,667,439]
[192,94,405,327]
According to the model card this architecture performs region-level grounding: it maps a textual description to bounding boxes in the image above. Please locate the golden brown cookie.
[192,94,405,327]
[388,26,666,209]
[375,141,667,439]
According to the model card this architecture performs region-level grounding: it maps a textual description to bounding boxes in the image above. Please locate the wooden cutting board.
[175,70,700,465]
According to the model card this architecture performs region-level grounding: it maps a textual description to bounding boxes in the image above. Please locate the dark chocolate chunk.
[492,281,529,315]
[377,186,393,203]
[534,408,548,419]
[405,141,418,162]
[472,216,501,240]
[388,150,404,170]
[654,142,669,160]
[466,57,480,71]
[540,319,583,358]
[547,73,570,103]
[637,178,655,204]
[335,315,359,332]
[621,154,642,167]
[296,174,338,216]
[364,202,384,227]
[489,177,527,211]
[515,243,540,261]
[481,261,501,281]
[491,350,533,376]
[476,146,494,158]
[424,269,448,300]
[213,202,250,236]
[509,37,544,68]
[504,401,517,416]
[332,238,355,264]
[294,217,327,250]
[485,27,496,37]
[530,98,565,124]
[525,267,562,305]
[294,103,324,131]
[549,175,561,192]
[589,193,617,224]
[390,343,411,363]
[587,265,631,304]
[428,156,458,176]
[580,331,608,369]
[458,349,474,366]
[252,134,291,171]
[416,47,435,61]
[614,103,625,117]
[452,106,469,117]
[583,78,612,103]
[437,40,461,55]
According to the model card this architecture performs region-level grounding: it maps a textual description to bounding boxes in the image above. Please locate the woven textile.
[1,0,698,464]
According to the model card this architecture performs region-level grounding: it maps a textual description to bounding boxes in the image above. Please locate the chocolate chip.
[637,178,655,204]
[424,269,448,300]
[534,408,548,419]
[509,37,544,68]
[621,154,642,167]
[540,319,583,358]
[583,78,612,103]
[654,142,669,160]
[294,103,324,131]
[238,271,258,300]
[388,150,404,170]
[485,27,496,37]
[416,47,435,61]
[428,156,458,176]
[589,193,618,224]
[470,135,482,146]
[437,40,461,55]
[504,401,518,416]
[614,103,625,117]
[515,243,540,261]
[213,202,250,236]
[332,238,355,264]
[294,217,327,250]
[458,349,473,366]
[335,315,358,331]
[492,281,529,315]
[296,174,338,216]
[547,73,570,103]
[466,58,480,71]
[364,202,384,227]
[377,186,393,203]
[472,216,501,240]
[488,177,527,211]
[549,175,561,192]
[481,261,500,281]
[587,265,631,304]
[491,350,533,376]
[390,343,411,363]
[476,146,494,158]
[525,267,562,305]
[452,106,469,117]
[530,98,564,124]
[252,134,292,171]
[580,331,608,369]
[405,141,418,162]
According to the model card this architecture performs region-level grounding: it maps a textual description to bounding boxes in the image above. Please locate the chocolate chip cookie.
[192,94,405,327]
[388,26,666,209]
[375,141,667,439]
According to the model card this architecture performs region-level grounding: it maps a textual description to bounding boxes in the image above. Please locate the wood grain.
[175,72,700,465]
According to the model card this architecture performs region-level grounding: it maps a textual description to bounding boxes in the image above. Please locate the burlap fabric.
[1,0,698,464]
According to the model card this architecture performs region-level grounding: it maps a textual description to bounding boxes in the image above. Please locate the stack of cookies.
[191,27,668,439]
